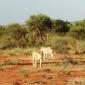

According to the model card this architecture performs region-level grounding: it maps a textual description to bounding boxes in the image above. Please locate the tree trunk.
[37,27,44,44]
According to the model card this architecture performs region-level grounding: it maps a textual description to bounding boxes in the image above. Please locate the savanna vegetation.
[0,14,85,85]
[0,13,85,53]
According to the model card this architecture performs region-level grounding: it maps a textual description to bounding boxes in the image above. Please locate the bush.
[46,35,77,53]
[0,36,12,50]
[64,36,77,50]
[3,59,19,65]
[76,41,85,54]
[47,36,68,53]
[20,67,29,77]
[70,21,85,40]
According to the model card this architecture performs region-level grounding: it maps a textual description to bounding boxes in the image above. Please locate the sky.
[0,0,85,25]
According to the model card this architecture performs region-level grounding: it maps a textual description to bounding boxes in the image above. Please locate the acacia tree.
[26,14,52,44]
[52,19,70,34]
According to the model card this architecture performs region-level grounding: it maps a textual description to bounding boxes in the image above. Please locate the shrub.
[47,36,68,53]
[3,59,19,65]
[46,35,77,53]
[70,20,85,40]
[64,36,77,50]
[20,67,29,77]
[76,41,85,54]
[0,37,12,50]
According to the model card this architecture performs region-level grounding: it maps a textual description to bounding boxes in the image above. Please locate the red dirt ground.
[0,53,85,85]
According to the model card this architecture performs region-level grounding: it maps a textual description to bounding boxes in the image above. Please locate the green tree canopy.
[52,19,70,33]
[26,14,52,30]
[70,20,85,40]
[26,14,52,44]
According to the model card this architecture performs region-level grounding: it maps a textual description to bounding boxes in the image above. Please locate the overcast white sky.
[0,0,85,25]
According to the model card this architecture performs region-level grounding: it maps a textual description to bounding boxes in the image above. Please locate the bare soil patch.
[0,53,85,85]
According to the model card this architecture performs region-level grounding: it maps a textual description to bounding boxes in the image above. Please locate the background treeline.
[0,14,85,53]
